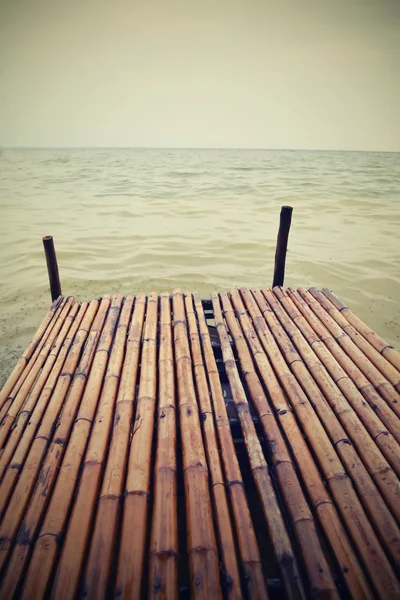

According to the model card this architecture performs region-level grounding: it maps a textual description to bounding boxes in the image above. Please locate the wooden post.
[43,236,62,301]
[273,206,293,288]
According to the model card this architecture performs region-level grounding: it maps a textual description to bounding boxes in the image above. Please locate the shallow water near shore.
[0,148,399,385]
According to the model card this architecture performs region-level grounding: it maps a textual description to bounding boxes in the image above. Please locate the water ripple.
[0,147,399,385]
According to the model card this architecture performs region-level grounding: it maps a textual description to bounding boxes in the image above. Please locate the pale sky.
[0,0,399,151]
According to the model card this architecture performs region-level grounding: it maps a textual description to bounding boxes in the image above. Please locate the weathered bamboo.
[1,296,116,600]
[193,295,271,599]
[252,287,400,539]
[0,296,62,411]
[148,293,178,600]
[285,288,400,442]
[321,288,400,373]
[0,296,69,424]
[273,205,293,288]
[186,294,245,600]
[310,288,400,391]
[0,299,101,524]
[214,292,372,600]
[0,283,398,600]
[43,235,62,301]
[82,294,146,600]
[170,290,222,600]
[0,297,76,450]
[237,288,400,599]
[115,293,159,600]
[0,297,108,590]
[216,292,329,600]
[50,296,131,600]
[298,289,400,418]
[0,301,88,484]
[275,287,400,445]
[257,289,400,498]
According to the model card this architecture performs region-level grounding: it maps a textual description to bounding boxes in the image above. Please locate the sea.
[0,148,399,385]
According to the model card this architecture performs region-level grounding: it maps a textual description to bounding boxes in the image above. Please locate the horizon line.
[1,146,399,153]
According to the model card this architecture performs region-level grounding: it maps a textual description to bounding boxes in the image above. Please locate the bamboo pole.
[0,301,88,484]
[214,292,372,600]
[298,289,400,418]
[115,292,159,600]
[0,296,117,600]
[186,294,247,600]
[193,294,270,600]
[275,287,400,445]
[0,296,68,423]
[310,288,400,391]
[170,290,222,600]
[0,299,102,523]
[321,288,400,373]
[258,289,400,495]
[0,297,108,588]
[49,296,132,600]
[43,235,62,301]
[272,206,293,288]
[82,294,146,600]
[0,296,62,411]
[237,288,400,600]
[0,297,76,450]
[215,292,329,600]
[148,293,178,600]
[251,287,400,538]
[285,288,400,442]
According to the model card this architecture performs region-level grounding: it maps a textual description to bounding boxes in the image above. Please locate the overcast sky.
[0,0,399,150]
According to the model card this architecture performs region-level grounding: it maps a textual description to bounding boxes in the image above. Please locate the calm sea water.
[1,148,399,385]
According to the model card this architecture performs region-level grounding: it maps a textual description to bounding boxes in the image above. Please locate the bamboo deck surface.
[0,287,399,600]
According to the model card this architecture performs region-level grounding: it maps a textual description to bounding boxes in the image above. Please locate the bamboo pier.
[0,205,400,599]
[0,287,399,599]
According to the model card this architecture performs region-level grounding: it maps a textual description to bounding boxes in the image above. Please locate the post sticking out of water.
[43,236,62,301]
[273,206,293,288]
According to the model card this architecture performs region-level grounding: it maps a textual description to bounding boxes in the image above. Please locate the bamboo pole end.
[42,235,62,302]
[273,206,293,288]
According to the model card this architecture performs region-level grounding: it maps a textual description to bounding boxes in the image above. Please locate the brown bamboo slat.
[115,292,159,600]
[287,288,400,448]
[148,293,178,600]
[6,295,115,600]
[0,300,101,524]
[0,296,62,412]
[311,288,400,390]
[0,297,110,597]
[83,294,146,600]
[237,288,400,600]
[0,301,88,484]
[215,292,331,600]
[171,290,223,600]
[297,289,400,418]
[0,297,73,434]
[50,295,130,600]
[188,293,253,600]
[321,288,400,373]
[0,297,68,427]
[218,291,372,599]
[0,297,102,568]
[274,287,400,447]
[254,288,400,516]
[0,297,76,443]
[0,287,398,600]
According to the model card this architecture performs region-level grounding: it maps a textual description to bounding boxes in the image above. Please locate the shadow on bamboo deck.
[0,287,399,600]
